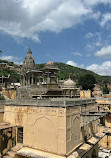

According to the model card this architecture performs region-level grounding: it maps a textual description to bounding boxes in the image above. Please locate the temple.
[19,49,78,99]
[0,49,111,158]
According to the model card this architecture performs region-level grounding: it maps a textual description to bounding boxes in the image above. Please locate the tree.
[78,74,96,91]
[103,85,109,94]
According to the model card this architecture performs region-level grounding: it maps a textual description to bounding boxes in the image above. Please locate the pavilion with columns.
[19,49,79,99]
[20,49,59,87]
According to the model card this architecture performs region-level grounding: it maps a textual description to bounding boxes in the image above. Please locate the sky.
[0,0,111,76]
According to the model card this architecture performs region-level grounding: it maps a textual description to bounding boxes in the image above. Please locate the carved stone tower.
[22,48,35,72]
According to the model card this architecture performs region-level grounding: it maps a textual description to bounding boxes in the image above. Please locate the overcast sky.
[0,0,111,76]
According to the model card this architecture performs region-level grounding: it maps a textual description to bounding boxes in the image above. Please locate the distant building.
[0,62,7,68]
[92,84,103,98]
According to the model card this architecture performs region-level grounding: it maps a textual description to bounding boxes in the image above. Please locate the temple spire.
[27,48,32,54]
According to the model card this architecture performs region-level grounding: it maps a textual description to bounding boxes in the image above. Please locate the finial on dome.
[46,60,54,66]
[27,48,32,54]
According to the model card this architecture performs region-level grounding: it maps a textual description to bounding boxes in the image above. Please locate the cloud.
[0,0,111,42]
[66,60,84,68]
[0,0,108,42]
[0,56,18,61]
[85,32,102,52]
[84,0,111,7]
[100,13,111,27]
[72,52,82,56]
[95,45,111,57]
[0,55,23,65]
[86,61,111,76]
[85,32,94,38]
[66,59,111,76]
[0,0,92,42]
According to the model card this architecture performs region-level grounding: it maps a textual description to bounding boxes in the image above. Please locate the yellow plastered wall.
[66,107,81,154]
[105,115,111,128]
[80,90,91,98]
[96,99,110,104]
[2,89,17,100]
[4,105,66,155]
[0,113,4,123]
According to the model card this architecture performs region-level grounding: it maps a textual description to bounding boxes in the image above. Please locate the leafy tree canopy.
[78,74,96,91]
[103,85,109,94]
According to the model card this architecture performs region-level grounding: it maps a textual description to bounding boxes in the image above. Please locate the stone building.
[1,98,105,158]
[0,49,110,158]
[61,78,79,98]
[92,84,103,98]
[18,49,78,99]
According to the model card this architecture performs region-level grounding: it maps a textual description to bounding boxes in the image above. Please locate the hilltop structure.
[0,49,111,158]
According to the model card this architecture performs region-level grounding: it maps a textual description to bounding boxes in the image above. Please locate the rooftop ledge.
[0,98,96,107]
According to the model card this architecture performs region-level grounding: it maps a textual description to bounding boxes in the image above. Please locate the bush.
[0,94,5,100]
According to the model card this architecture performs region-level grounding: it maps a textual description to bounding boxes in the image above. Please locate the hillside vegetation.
[0,60,20,82]
[0,59,111,84]
[36,62,111,84]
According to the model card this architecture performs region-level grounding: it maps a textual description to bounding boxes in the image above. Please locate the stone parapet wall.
[1,98,96,107]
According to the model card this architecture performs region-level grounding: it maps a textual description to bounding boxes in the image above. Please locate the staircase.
[3,144,23,158]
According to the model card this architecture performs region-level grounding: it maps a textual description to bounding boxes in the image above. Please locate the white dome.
[63,78,76,88]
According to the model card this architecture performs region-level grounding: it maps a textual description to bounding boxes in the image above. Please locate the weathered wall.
[105,115,111,128]
[0,105,4,123]
[80,90,91,98]
[66,106,81,154]
[66,104,98,155]
[81,120,99,143]
[0,112,4,123]
[98,125,111,150]
[3,100,99,156]
[0,126,16,157]
[96,99,110,104]
[4,105,66,156]
[2,89,17,100]
[80,103,97,114]
[82,144,98,158]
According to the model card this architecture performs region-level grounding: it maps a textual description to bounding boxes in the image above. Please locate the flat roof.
[0,122,15,130]
[1,98,96,108]
[17,147,65,158]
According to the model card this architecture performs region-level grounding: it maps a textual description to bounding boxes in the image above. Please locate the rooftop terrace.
[0,98,96,107]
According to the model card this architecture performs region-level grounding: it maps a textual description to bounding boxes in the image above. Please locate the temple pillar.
[43,74,45,84]
[20,76,23,86]
[28,74,30,86]
[23,75,25,86]
[25,76,27,86]
[31,73,34,85]
[39,75,40,85]
[56,73,58,84]
[47,71,50,84]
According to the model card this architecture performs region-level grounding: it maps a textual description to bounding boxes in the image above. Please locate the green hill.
[36,62,111,84]
[0,59,111,85]
[0,60,20,82]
